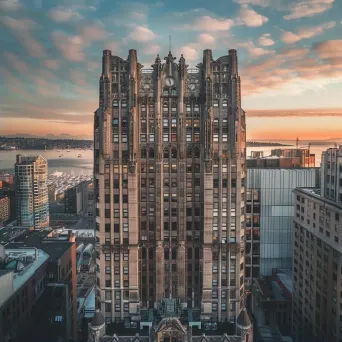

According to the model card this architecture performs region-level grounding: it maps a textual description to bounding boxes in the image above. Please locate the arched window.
[113,99,119,107]
[222,85,228,94]
[163,148,169,159]
[112,84,118,93]
[171,148,177,159]
[171,88,177,96]
[194,147,200,158]
[142,247,147,259]
[187,147,192,159]
[214,84,219,94]
[188,248,192,259]
[213,99,219,107]
[121,99,127,108]
[163,88,169,96]
[141,148,146,158]
[149,148,154,159]
[222,99,228,107]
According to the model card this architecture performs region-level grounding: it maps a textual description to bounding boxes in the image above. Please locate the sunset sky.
[0,0,342,140]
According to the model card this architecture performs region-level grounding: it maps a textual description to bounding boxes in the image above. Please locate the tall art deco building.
[94,48,247,329]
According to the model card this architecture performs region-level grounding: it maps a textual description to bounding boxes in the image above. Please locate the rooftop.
[257,325,284,342]
[5,248,49,290]
[4,228,73,262]
[0,226,29,244]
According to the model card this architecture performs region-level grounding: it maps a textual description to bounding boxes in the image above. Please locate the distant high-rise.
[245,152,319,286]
[94,47,248,335]
[15,155,49,229]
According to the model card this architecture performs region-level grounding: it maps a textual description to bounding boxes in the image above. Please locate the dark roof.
[0,227,28,244]
[236,308,252,330]
[0,269,13,278]
[5,228,73,262]
[91,310,105,327]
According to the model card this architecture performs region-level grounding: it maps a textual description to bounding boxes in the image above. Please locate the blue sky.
[0,0,342,140]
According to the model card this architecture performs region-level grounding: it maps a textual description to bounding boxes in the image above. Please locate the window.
[213,100,219,107]
[222,100,228,107]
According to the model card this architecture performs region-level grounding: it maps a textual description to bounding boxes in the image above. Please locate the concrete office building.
[321,146,342,203]
[271,148,315,168]
[292,146,342,341]
[246,166,319,286]
[64,180,90,214]
[93,47,251,339]
[15,155,49,229]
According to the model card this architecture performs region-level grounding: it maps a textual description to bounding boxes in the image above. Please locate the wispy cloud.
[283,0,335,20]
[51,31,86,62]
[181,16,234,32]
[247,108,342,117]
[48,6,83,22]
[235,5,269,27]
[258,33,275,46]
[0,0,21,11]
[1,16,46,58]
[281,21,336,44]
[128,25,157,42]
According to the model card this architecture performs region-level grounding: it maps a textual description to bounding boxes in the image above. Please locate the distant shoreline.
[247,141,293,147]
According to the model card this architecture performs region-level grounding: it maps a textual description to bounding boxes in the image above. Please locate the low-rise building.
[252,269,292,336]
[0,245,49,342]
[0,227,78,342]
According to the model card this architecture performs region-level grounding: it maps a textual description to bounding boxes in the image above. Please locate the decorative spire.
[155,54,161,64]
[179,54,185,64]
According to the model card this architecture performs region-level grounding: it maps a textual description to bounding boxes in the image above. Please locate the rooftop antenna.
[169,35,171,53]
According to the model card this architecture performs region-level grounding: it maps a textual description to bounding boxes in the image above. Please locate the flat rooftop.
[5,248,49,290]
[257,325,284,342]
[4,228,72,262]
[0,227,29,244]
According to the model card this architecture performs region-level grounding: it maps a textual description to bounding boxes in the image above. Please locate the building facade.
[246,167,319,286]
[271,149,315,168]
[94,48,247,330]
[0,194,10,225]
[15,155,49,229]
[292,147,342,341]
[0,227,78,342]
[65,180,90,214]
[321,146,342,203]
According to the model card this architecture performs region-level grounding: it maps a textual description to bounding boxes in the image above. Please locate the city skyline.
[0,0,342,140]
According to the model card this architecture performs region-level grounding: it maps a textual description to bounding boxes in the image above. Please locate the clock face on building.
[165,77,175,87]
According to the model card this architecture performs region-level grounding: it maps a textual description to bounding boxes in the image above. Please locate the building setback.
[93,48,249,337]
[15,155,49,229]
[292,146,342,342]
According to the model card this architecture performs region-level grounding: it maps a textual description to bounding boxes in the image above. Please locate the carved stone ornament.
[128,160,136,173]
[205,159,213,173]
